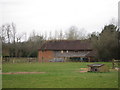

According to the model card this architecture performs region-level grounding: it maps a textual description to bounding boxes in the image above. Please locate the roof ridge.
[39,40,92,51]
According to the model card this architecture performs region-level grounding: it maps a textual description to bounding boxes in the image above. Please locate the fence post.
[112,59,115,69]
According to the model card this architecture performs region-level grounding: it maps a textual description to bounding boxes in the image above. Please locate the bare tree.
[11,23,16,44]
[58,30,65,40]
[0,25,5,43]
[65,26,86,40]
[48,31,53,40]
[78,28,87,40]
[6,24,11,44]
[1,24,12,43]
[43,32,47,40]
[53,30,58,40]
[65,26,78,40]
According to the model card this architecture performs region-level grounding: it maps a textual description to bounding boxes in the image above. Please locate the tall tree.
[65,26,86,40]
[27,31,45,57]
[65,26,79,40]
[90,24,119,61]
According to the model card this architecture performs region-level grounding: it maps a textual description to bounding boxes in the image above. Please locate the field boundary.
[0,72,46,74]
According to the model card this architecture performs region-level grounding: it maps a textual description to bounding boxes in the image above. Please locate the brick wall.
[38,50,54,62]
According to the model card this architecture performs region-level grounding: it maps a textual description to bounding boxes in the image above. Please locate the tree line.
[0,22,120,61]
[90,24,120,61]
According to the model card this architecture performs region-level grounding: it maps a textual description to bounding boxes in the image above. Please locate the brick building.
[38,40,96,62]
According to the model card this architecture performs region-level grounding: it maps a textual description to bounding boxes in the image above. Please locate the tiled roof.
[87,64,104,67]
[54,51,90,57]
[39,40,93,51]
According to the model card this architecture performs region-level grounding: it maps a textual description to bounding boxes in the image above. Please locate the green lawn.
[2,62,118,88]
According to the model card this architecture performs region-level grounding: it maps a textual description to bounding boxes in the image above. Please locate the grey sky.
[0,0,119,36]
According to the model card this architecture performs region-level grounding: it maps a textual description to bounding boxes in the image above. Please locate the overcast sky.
[0,0,119,36]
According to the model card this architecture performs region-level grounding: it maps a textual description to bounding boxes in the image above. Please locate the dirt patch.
[80,68,89,71]
[79,68,89,73]
[0,72,46,75]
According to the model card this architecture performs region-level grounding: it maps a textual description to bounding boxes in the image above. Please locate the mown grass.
[2,62,118,88]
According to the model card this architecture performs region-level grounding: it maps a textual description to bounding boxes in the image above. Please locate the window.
[66,50,68,53]
[61,50,63,53]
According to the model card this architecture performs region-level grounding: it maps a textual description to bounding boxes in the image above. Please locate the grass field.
[2,62,118,88]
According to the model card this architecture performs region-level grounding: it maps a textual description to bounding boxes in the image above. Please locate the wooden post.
[112,59,115,69]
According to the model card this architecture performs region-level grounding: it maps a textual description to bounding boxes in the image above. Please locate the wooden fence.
[112,59,120,69]
[2,57,38,63]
